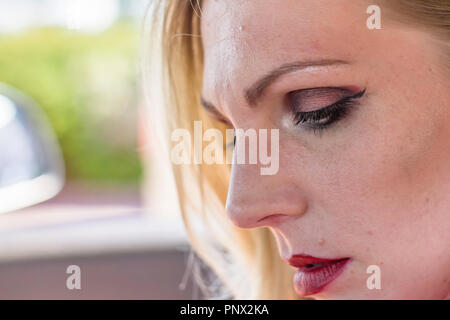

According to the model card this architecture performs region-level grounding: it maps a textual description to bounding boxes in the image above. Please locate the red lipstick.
[285,254,350,296]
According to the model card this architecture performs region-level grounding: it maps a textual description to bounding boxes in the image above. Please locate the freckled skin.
[201,0,450,299]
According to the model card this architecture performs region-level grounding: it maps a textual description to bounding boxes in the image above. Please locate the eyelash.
[292,89,366,132]
[226,135,236,149]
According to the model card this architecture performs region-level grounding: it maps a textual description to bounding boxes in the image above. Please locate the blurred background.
[0,0,201,299]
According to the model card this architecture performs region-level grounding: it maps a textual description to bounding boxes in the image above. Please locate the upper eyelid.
[201,88,366,126]
[206,112,232,126]
[200,98,233,126]
[295,95,352,114]
[296,102,338,117]
[291,88,366,113]
[293,89,366,129]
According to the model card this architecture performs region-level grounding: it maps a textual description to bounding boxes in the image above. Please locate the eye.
[226,135,236,149]
[289,88,366,132]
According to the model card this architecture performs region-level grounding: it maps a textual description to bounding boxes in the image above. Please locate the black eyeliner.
[293,88,366,131]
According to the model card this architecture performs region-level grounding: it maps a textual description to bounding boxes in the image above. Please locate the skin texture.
[200,0,450,299]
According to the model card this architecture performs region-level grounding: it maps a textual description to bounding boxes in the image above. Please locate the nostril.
[256,213,289,225]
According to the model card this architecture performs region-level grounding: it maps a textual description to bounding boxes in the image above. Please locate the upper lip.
[284,254,348,268]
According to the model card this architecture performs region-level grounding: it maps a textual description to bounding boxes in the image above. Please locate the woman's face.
[200,0,450,299]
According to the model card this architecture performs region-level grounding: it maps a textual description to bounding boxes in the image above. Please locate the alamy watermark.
[66,265,81,290]
[170,121,279,175]
[366,265,381,290]
[366,5,381,30]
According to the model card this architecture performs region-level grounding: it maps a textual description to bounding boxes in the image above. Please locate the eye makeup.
[226,135,236,149]
[289,87,366,132]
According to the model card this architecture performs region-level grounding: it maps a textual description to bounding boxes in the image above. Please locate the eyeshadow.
[288,87,355,112]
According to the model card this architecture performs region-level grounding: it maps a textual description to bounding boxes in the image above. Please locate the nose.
[225,160,308,229]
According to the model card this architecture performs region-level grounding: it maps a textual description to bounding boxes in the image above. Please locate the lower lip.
[293,258,350,296]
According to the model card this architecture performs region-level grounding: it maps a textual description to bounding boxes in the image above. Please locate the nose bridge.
[225,155,308,229]
[223,95,308,228]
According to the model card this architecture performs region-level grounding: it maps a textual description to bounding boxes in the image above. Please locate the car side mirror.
[0,83,65,214]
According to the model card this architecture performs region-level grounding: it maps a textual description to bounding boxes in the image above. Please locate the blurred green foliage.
[0,22,142,183]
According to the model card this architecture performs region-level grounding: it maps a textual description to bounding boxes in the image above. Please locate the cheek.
[327,23,450,220]
[299,85,450,241]
[326,105,441,219]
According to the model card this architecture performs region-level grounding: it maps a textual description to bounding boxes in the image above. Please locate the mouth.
[284,255,351,296]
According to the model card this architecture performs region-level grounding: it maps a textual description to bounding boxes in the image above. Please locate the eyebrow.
[200,59,348,116]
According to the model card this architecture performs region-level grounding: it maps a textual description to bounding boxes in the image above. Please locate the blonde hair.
[143,0,450,299]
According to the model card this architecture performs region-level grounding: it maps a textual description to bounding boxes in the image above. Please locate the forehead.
[200,0,368,104]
